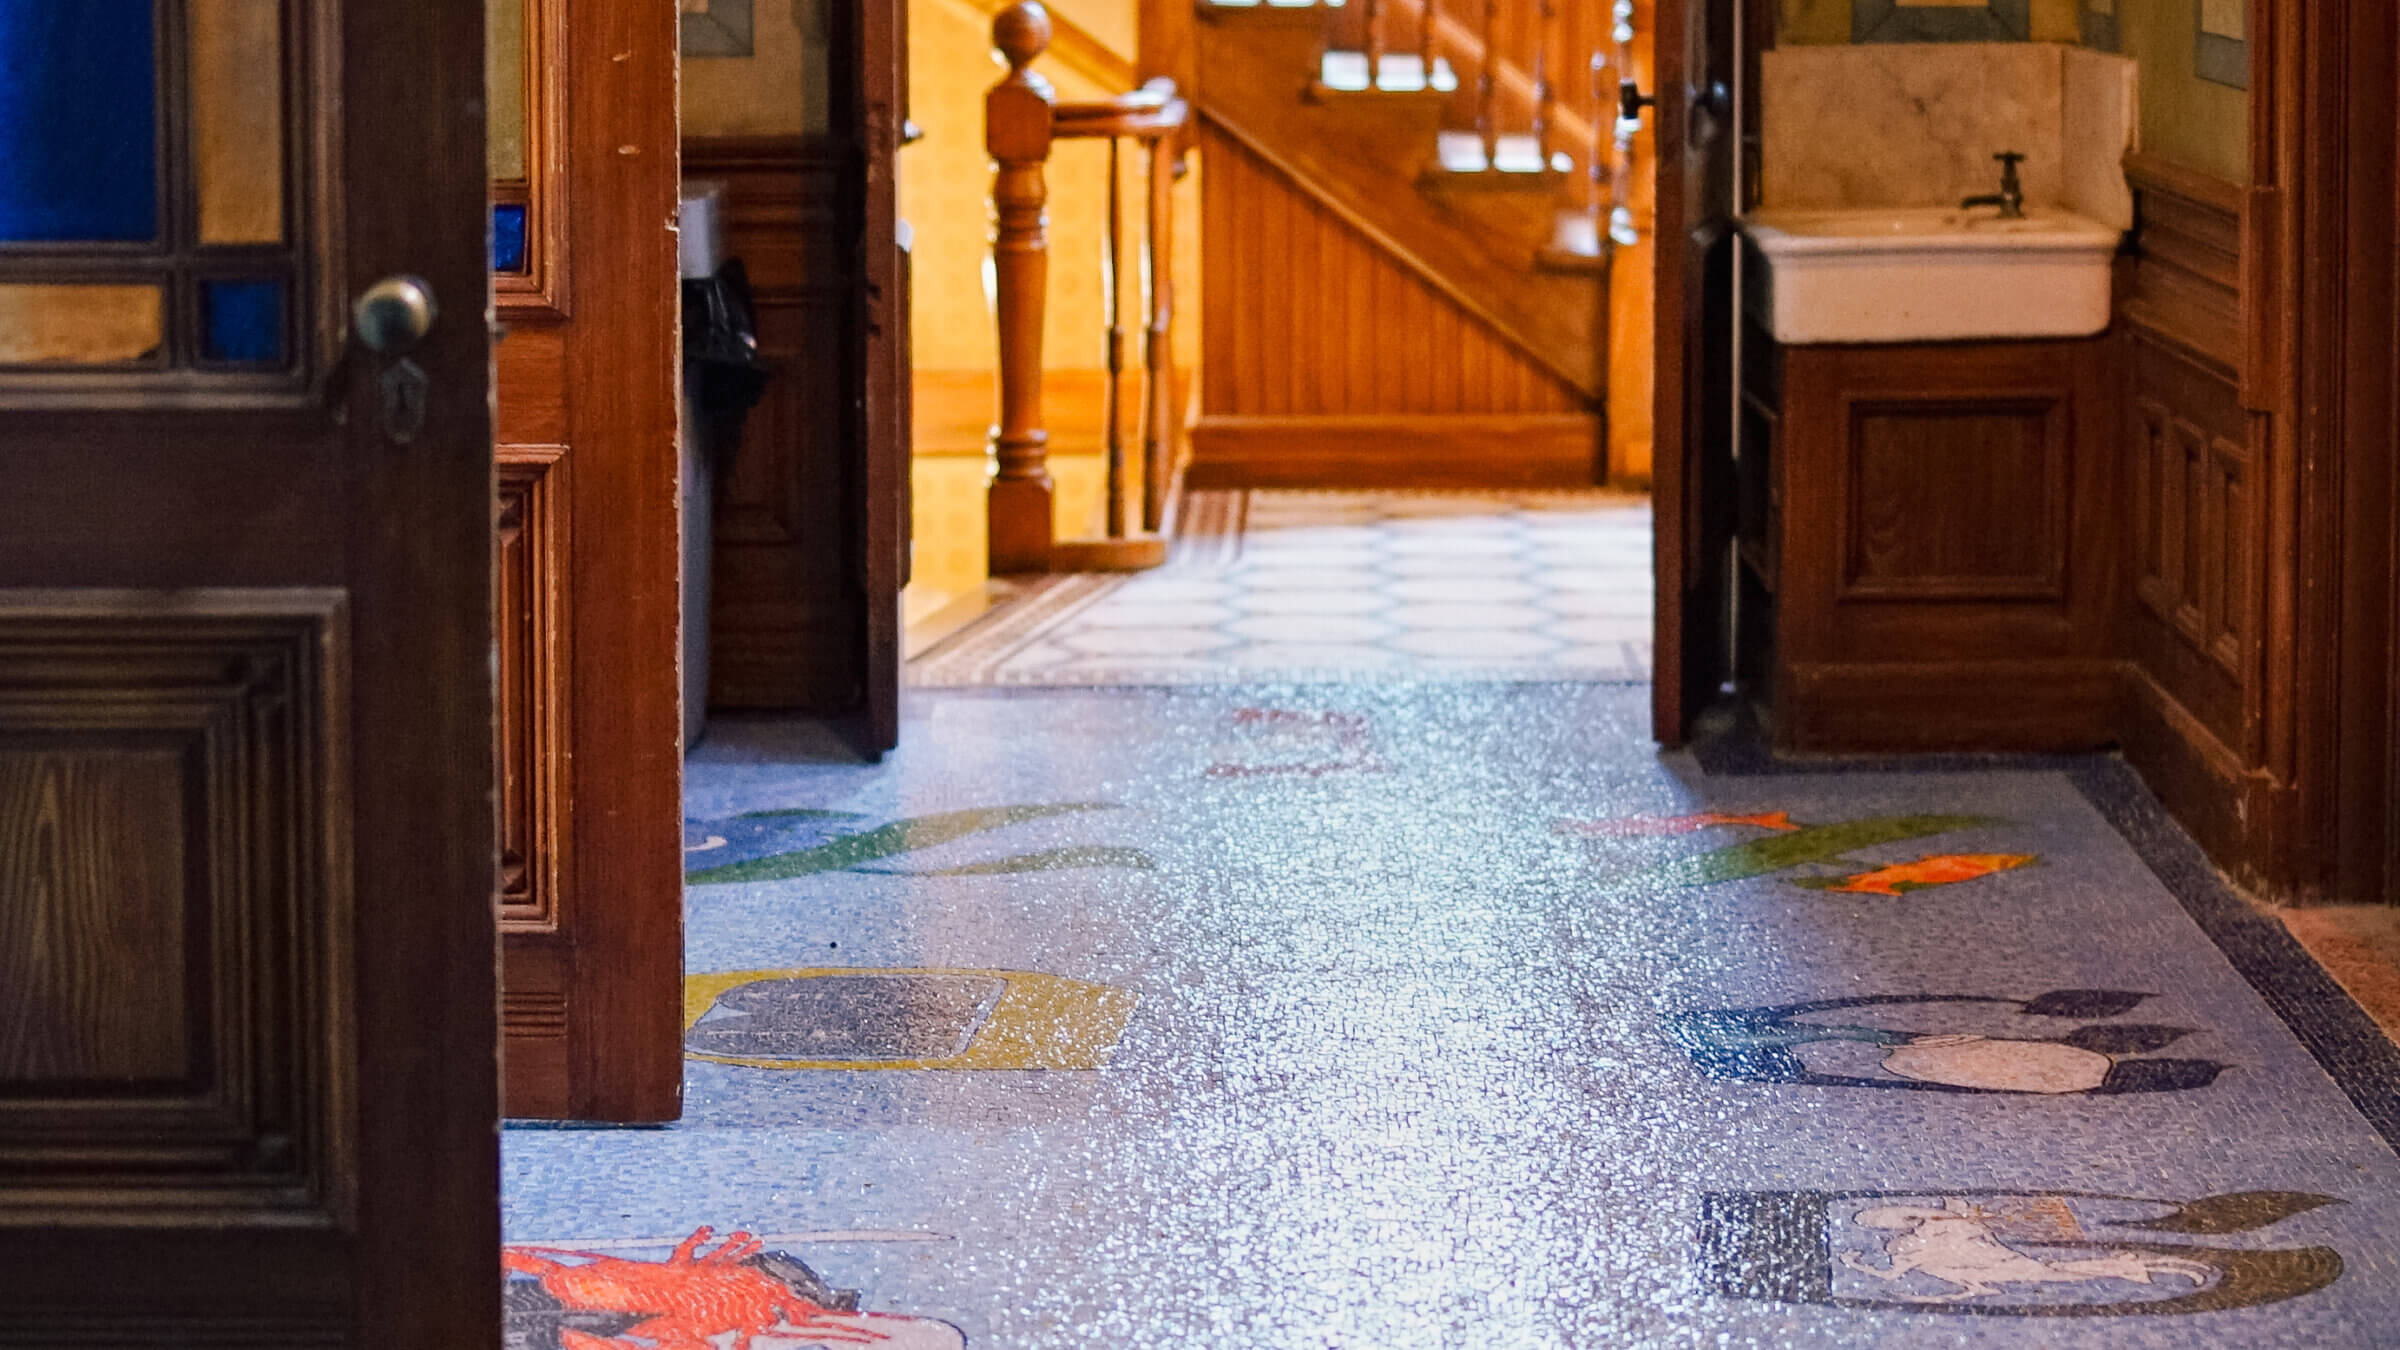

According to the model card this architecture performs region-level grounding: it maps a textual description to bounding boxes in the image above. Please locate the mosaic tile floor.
[505,684,2400,1347]
[906,491,1653,686]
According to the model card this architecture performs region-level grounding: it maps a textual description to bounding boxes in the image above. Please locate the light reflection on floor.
[504,683,2400,1346]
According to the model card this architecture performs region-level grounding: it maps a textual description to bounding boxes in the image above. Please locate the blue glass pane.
[201,279,283,364]
[0,0,159,242]
[492,203,528,272]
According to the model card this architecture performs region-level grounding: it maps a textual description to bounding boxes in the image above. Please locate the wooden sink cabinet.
[1736,321,2120,752]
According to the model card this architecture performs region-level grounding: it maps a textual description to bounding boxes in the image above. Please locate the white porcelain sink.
[1742,207,2122,345]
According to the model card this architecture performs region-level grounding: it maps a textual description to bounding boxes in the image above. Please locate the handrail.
[986,1,1188,574]
[1054,79,1190,139]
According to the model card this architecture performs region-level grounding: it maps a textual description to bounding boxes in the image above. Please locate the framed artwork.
[1852,0,2033,42]
[2196,0,2247,88]
[683,0,756,58]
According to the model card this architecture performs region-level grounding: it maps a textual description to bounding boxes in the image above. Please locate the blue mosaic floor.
[503,683,2400,1347]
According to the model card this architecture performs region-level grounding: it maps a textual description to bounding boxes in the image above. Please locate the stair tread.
[1432,131,1560,175]
[1193,11,1605,397]
[1319,51,1459,94]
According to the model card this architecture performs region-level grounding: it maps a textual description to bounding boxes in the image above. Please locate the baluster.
[986,2,1057,573]
[1608,0,1636,244]
[1142,132,1177,534]
[1477,0,1498,170]
[1584,48,1605,227]
[1101,135,1126,539]
[1418,0,1437,92]
[1365,0,1384,90]
[1533,0,1558,169]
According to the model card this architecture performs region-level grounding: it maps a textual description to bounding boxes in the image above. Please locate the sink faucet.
[1961,150,2027,218]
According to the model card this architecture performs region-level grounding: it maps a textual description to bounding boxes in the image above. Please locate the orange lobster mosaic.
[504,1226,963,1349]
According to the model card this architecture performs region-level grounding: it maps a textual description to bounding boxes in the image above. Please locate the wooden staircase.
[1168,0,1635,484]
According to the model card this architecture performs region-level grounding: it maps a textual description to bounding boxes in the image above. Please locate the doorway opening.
[896,0,1662,691]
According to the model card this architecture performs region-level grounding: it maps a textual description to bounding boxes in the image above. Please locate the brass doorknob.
[353,275,438,354]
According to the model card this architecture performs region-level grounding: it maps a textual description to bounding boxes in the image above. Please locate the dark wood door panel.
[0,596,354,1227]
[0,0,500,1337]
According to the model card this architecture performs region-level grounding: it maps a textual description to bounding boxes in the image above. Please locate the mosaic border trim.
[1167,488,1249,570]
[681,0,755,58]
[1687,713,2400,1157]
[1853,0,2031,43]
[2067,760,2399,1150]
[2194,32,2248,89]
[2080,0,2120,50]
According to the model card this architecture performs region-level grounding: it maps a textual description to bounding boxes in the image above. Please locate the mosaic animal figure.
[1561,809,2021,889]
[684,803,1151,884]
[1670,991,2226,1094]
[1797,852,2036,896]
[1842,1200,2217,1303]
[1554,811,1798,837]
[504,1227,963,1350]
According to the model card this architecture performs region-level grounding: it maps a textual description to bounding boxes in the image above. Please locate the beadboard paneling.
[1197,123,1584,420]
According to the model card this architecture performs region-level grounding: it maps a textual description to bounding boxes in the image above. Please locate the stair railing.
[987,0,1191,574]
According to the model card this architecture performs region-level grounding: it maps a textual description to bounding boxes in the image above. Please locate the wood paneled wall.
[2115,153,2279,881]
[1190,122,1600,486]
[687,137,866,713]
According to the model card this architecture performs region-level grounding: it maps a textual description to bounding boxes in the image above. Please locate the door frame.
[2280,0,2400,903]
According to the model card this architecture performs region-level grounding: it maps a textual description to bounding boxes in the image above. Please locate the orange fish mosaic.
[1800,853,2038,897]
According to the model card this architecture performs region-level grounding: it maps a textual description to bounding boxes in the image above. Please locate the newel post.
[987,1,1057,573]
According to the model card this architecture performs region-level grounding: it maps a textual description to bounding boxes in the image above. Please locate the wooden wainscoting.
[1187,122,1603,488]
[2114,153,2282,877]
[687,137,865,712]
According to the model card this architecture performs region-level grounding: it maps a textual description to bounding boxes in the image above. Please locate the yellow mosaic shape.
[682,967,1137,1071]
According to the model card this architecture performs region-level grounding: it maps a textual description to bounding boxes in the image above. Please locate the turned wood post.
[1141,132,1178,534]
[1532,0,1558,167]
[1418,0,1438,87]
[987,1,1057,573]
[1476,0,1500,168]
[1101,136,1126,538]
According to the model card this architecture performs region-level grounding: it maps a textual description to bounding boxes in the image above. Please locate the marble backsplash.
[1761,43,2136,228]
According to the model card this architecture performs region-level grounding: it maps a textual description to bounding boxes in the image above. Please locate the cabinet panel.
[1841,400,2067,601]
[1770,337,2114,751]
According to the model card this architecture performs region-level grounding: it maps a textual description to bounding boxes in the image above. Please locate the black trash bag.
[682,257,769,455]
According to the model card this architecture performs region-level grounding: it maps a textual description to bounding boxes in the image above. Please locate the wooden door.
[0,1,498,1341]
[491,0,686,1121]
[854,0,914,754]
[1649,0,1741,743]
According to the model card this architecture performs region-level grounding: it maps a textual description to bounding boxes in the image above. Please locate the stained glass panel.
[488,0,527,181]
[199,279,284,365]
[0,284,162,364]
[0,0,160,242]
[492,204,529,272]
[191,0,286,244]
